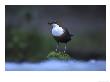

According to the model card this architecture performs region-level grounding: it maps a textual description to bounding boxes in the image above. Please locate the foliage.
[5,27,48,62]
[5,26,105,62]
[47,51,71,60]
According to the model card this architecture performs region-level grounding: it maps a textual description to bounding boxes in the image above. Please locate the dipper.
[48,21,74,53]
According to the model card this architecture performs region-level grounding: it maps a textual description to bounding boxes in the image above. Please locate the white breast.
[52,27,64,36]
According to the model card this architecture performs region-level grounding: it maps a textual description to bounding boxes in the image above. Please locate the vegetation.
[5,27,50,62]
[47,51,71,60]
[5,27,105,62]
[5,6,106,63]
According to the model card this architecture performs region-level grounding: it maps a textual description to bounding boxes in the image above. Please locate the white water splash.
[5,60,106,71]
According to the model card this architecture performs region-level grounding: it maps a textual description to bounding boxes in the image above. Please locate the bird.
[48,20,74,53]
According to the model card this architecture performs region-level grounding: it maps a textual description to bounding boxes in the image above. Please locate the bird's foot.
[63,50,66,53]
[55,49,58,52]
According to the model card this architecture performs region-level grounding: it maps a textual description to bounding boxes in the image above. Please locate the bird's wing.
[63,27,74,36]
[63,28,70,34]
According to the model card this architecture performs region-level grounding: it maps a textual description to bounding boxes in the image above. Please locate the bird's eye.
[54,22,57,24]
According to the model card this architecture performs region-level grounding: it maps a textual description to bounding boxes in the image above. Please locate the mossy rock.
[47,51,71,60]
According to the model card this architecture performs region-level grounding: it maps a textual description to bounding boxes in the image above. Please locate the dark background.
[5,5,106,62]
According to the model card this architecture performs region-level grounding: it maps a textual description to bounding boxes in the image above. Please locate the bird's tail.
[70,34,74,37]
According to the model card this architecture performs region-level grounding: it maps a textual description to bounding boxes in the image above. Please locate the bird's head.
[48,20,57,25]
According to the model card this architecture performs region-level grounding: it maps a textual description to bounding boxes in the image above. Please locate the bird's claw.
[63,50,66,53]
[55,49,58,52]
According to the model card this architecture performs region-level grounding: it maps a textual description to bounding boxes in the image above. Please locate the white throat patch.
[52,24,64,36]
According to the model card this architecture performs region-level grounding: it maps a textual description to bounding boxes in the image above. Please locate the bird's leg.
[55,42,59,52]
[64,43,67,53]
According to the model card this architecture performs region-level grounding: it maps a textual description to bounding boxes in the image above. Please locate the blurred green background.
[5,5,106,62]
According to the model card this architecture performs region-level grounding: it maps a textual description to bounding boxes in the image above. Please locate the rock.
[47,51,71,60]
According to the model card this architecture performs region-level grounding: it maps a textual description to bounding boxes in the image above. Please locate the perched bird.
[48,21,74,53]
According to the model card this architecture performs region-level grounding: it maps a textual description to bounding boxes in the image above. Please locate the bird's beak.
[48,22,52,25]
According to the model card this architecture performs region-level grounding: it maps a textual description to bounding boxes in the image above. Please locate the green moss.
[47,51,71,60]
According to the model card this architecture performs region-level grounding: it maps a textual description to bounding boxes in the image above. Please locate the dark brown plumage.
[53,28,73,43]
[48,21,74,53]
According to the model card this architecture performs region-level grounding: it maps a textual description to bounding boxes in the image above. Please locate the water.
[5,60,106,71]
